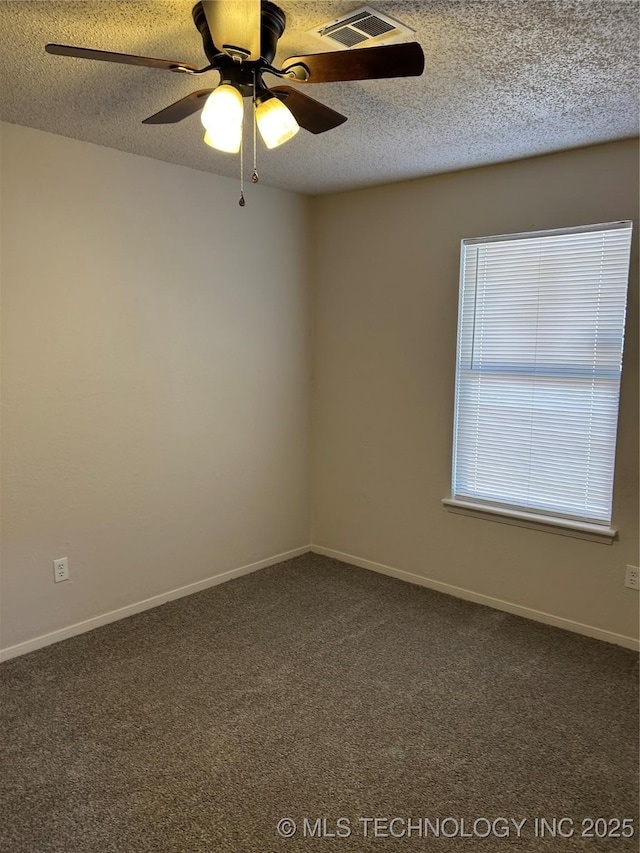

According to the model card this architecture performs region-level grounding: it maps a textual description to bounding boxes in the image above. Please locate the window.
[446,221,633,539]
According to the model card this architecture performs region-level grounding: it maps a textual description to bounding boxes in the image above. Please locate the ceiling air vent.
[307,6,415,49]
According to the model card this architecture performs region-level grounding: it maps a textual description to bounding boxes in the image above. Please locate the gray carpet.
[1,553,638,852]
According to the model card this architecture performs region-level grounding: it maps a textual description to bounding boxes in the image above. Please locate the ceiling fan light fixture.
[255,96,299,149]
[201,83,244,152]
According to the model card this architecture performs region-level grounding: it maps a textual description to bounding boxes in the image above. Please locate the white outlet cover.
[53,557,69,583]
[624,565,639,590]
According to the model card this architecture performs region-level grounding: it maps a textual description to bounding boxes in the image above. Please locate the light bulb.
[201,84,244,154]
[255,96,299,149]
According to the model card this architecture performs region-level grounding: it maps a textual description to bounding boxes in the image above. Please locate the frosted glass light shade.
[201,85,244,153]
[255,97,299,149]
[203,127,243,154]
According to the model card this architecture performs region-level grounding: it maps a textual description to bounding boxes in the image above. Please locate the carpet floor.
[1,553,638,852]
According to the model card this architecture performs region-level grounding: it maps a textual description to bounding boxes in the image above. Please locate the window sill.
[441,498,617,544]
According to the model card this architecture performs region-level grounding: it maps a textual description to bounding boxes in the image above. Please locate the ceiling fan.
[46,0,424,197]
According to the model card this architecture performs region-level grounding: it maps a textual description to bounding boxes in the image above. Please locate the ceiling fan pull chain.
[251,70,259,184]
[238,131,245,207]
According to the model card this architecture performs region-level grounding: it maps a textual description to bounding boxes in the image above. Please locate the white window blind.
[452,221,633,526]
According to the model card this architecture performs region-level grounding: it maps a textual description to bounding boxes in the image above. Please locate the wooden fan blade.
[268,86,347,134]
[201,1,261,60]
[281,42,425,84]
[45,44,199,72]
[142,90,214,124]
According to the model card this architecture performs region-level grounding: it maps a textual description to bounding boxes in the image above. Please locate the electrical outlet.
[624,565,639,590]
[53,557,69,583]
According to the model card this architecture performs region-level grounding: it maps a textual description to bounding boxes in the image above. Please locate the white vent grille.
[307,6,414,49]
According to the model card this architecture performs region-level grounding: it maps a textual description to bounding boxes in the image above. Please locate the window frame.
[443,221,633,543]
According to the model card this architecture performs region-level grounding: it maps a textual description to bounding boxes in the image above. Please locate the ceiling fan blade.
[142,89,214,124]
[45,43,199,73]
[268,86,347,134]
[281,42,425,84]
[201,1,261,60]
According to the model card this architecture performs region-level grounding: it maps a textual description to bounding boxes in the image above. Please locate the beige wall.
[2,126,637,656]
[1,122,310,651]
[311,139,639,642]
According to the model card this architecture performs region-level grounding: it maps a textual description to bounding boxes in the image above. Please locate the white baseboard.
[0,545,310,662]
[5,544,637,661]
[311,545,640,651]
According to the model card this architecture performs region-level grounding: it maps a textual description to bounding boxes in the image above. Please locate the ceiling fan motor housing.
[191,1,286,67]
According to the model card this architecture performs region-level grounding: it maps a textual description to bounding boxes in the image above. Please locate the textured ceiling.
[0,1,638,195]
